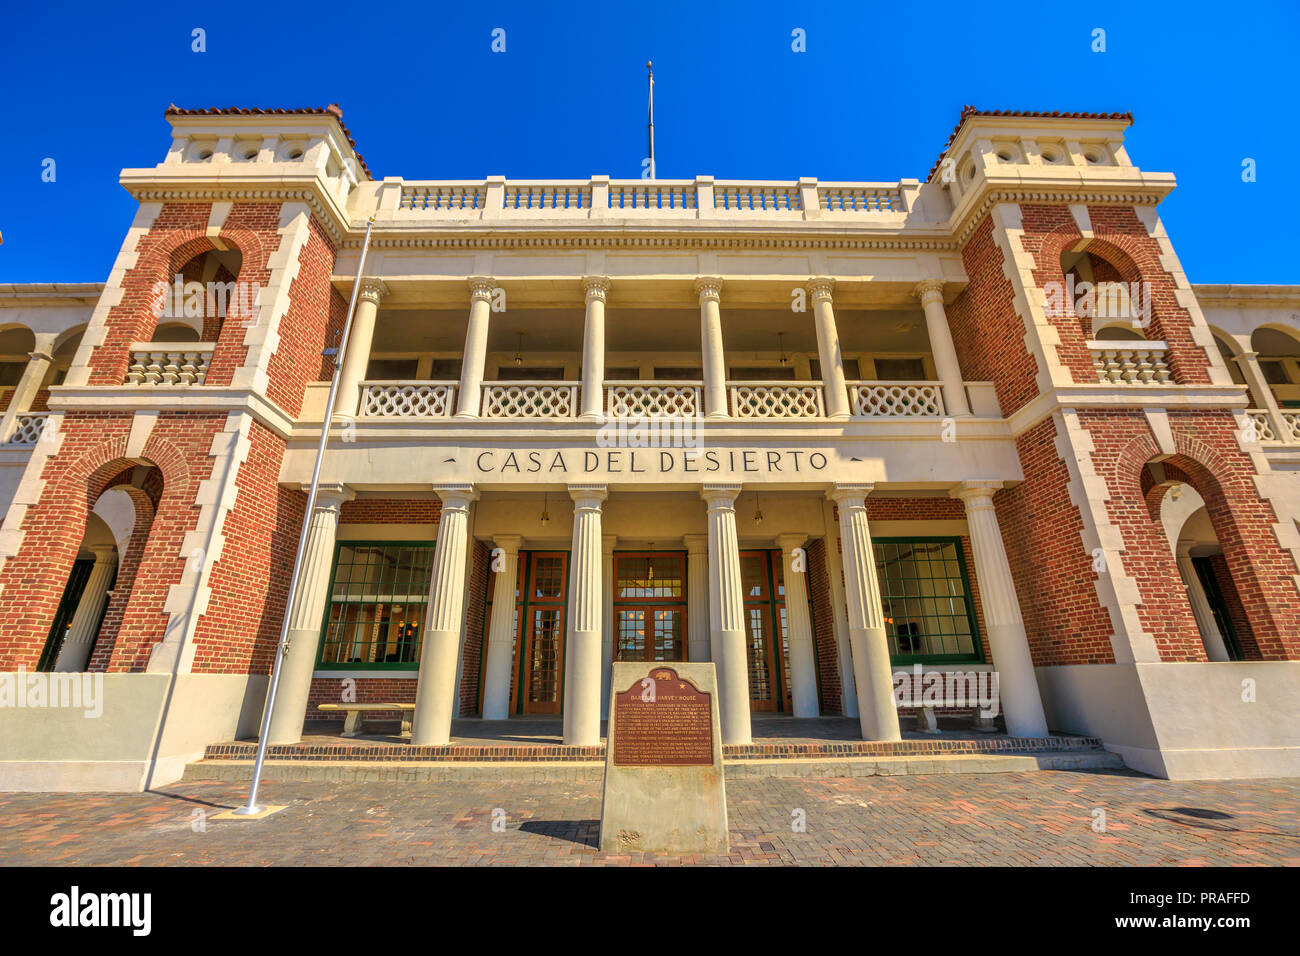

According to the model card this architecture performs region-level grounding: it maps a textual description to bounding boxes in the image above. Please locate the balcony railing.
[850,381,945,417]
[1246,409,1300,444]
[606,382,702,417]
[481,382,580,419]
[125,343,214,386]
[3,412,49,445]
[1088,341,1173,385]
[360,382,457,418]
[729,382,825,419]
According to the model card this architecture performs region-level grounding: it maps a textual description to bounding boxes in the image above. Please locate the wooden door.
[518,552,567,714]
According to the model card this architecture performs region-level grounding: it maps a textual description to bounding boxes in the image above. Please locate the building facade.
[2,104,1298,790]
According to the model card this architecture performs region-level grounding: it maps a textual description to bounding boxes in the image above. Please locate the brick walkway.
[0,770,1295,866]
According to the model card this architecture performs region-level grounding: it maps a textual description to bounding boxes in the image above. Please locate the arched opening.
[156,248,245,341]
[1060,248,1145,338]
[0,326,36,411]
[35,463,162,672]
[1094,324,1146,342]
[154,322,202,343]
[1210,329,1247,386]
[1250,326,1300,409]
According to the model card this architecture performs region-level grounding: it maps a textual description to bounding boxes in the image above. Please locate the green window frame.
[316,540,437,670]
[873,536,984,665]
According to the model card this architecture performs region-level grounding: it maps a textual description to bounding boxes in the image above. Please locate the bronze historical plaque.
[612,667,714,766]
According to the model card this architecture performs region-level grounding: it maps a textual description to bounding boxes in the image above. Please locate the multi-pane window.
[874,537,982,661]
[613,552,685,662]
[318,543,435,668]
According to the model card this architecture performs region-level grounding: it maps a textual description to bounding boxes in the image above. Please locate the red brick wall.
[459,540,490,715]
[339,498,441,526]
[806,537,841,714]
[307,676,416,724]
[1207,553,1259,659]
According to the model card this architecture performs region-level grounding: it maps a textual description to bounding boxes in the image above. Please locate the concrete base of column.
[265,626,324,745]
[987,623,1049,738]
[411,628,461,745]
[563,629,602,745]
[850,625,901,741]
[715,627,752,745]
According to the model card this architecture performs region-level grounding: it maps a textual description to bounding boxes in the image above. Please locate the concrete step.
[182,748,1125,785]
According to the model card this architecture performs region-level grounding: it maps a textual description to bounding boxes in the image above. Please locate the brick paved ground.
[0,770,1295,866]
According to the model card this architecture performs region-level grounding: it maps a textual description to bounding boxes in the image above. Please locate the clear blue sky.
[1,0,1297,284]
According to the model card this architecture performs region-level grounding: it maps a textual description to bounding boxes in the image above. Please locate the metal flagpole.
[647,60,655,180]
[235,215,377,816]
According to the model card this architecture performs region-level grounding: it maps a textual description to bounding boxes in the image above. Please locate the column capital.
[299,482,356,510]
[700,482,742,507]
[432,483,479,509]
[467,276,497,301]
[694,276,723,302]
[86,543,118,563]
[357,278,388,304]
[582,276,611,302]
[914,279,946,305]
[776,533,808,552]
[681,532,709,554]
[826,482,874,507]
[1236,350,1260,362]
[951,480,1003,506]
[492,534,523,553]
[31,331,60,354]
[806,277,834,302]
[568,483,607,508]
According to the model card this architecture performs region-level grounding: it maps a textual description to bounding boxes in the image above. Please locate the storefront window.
[318,542,436,668]
[874,537,983,662]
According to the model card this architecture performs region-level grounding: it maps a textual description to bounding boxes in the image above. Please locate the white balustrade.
[605,382,703,417]
[503,182,591,211]
[1282,412,1300,443]
[399,184,487,211]
[728,382,825,418]
[125,343,214,386]
[608,181,697,211]
[481,382,580,418]
[1246,409,1300,444]
[359,382,457,418]
[850,382,945,417]
[1088,341,1173,385]
[818,184,906,212]
[713,182,801,212]
[5,412,49,445]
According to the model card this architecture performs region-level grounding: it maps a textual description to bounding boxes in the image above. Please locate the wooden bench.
[317,703,416,738]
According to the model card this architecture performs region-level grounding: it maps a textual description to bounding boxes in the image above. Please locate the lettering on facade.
[474,449,830,476]
[612,668,714,766]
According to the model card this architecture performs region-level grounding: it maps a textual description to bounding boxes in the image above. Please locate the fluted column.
[915,280,971,417]
[777,533,819,717]
[52,545,117,672]
[581,277,610,419]
[682,533,710,663]
[563,484,606,745]
[599,533,617,719]
[481,534,522,720]
[1236,351,1289,440]
[827,483,901,741]
[701,483,751,744]
[265,484,355,744]
[807,279,851,420]
[412,484,478,745]
[696,277,728,419]
[455,277,495,418]
[0,332,57,443]
[1176,548,1232,662]
[335,279,385,417]
[951,480,1049,737]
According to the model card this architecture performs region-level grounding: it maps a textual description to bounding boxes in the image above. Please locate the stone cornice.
[951,181,1174,248]
[1006,383,1250,438]
[46,385,299,440]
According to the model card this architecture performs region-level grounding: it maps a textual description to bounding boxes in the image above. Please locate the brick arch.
[85,483,156,672]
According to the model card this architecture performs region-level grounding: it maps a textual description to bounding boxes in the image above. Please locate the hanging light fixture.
[777,331,789,367]
[540,491,550,526]
[514,331,525,366]
[646,544,656,582]
[753,492,764,524]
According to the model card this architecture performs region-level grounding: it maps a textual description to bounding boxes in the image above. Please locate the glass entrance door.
[741,550,791,712]
[613,552,686,662]
[515,552,568,714]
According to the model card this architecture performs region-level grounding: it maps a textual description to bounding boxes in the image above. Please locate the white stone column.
[0,332,57,443]
[599,533,617,719]
[481,534,522,719]
[580,277,610,419]
[562,484,606,745]
[807,278,851,420]
[455,277,495,418]
[52,545,117,672]
[683,533,710,663]
[412,484,478,745]
[777,533,819,717]
[696,277,728,419]
[335,279,385,417]
[827,484,901,741]
[915,280,971,417]
[265,484,354,744]
[1236,351,1289,440]
[1176,549,1232,662]
[951,480,1049,737]
[701,483,752,744]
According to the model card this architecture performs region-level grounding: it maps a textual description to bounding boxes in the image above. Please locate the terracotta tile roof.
[927,105,1134,181]
[164,104,371,178]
